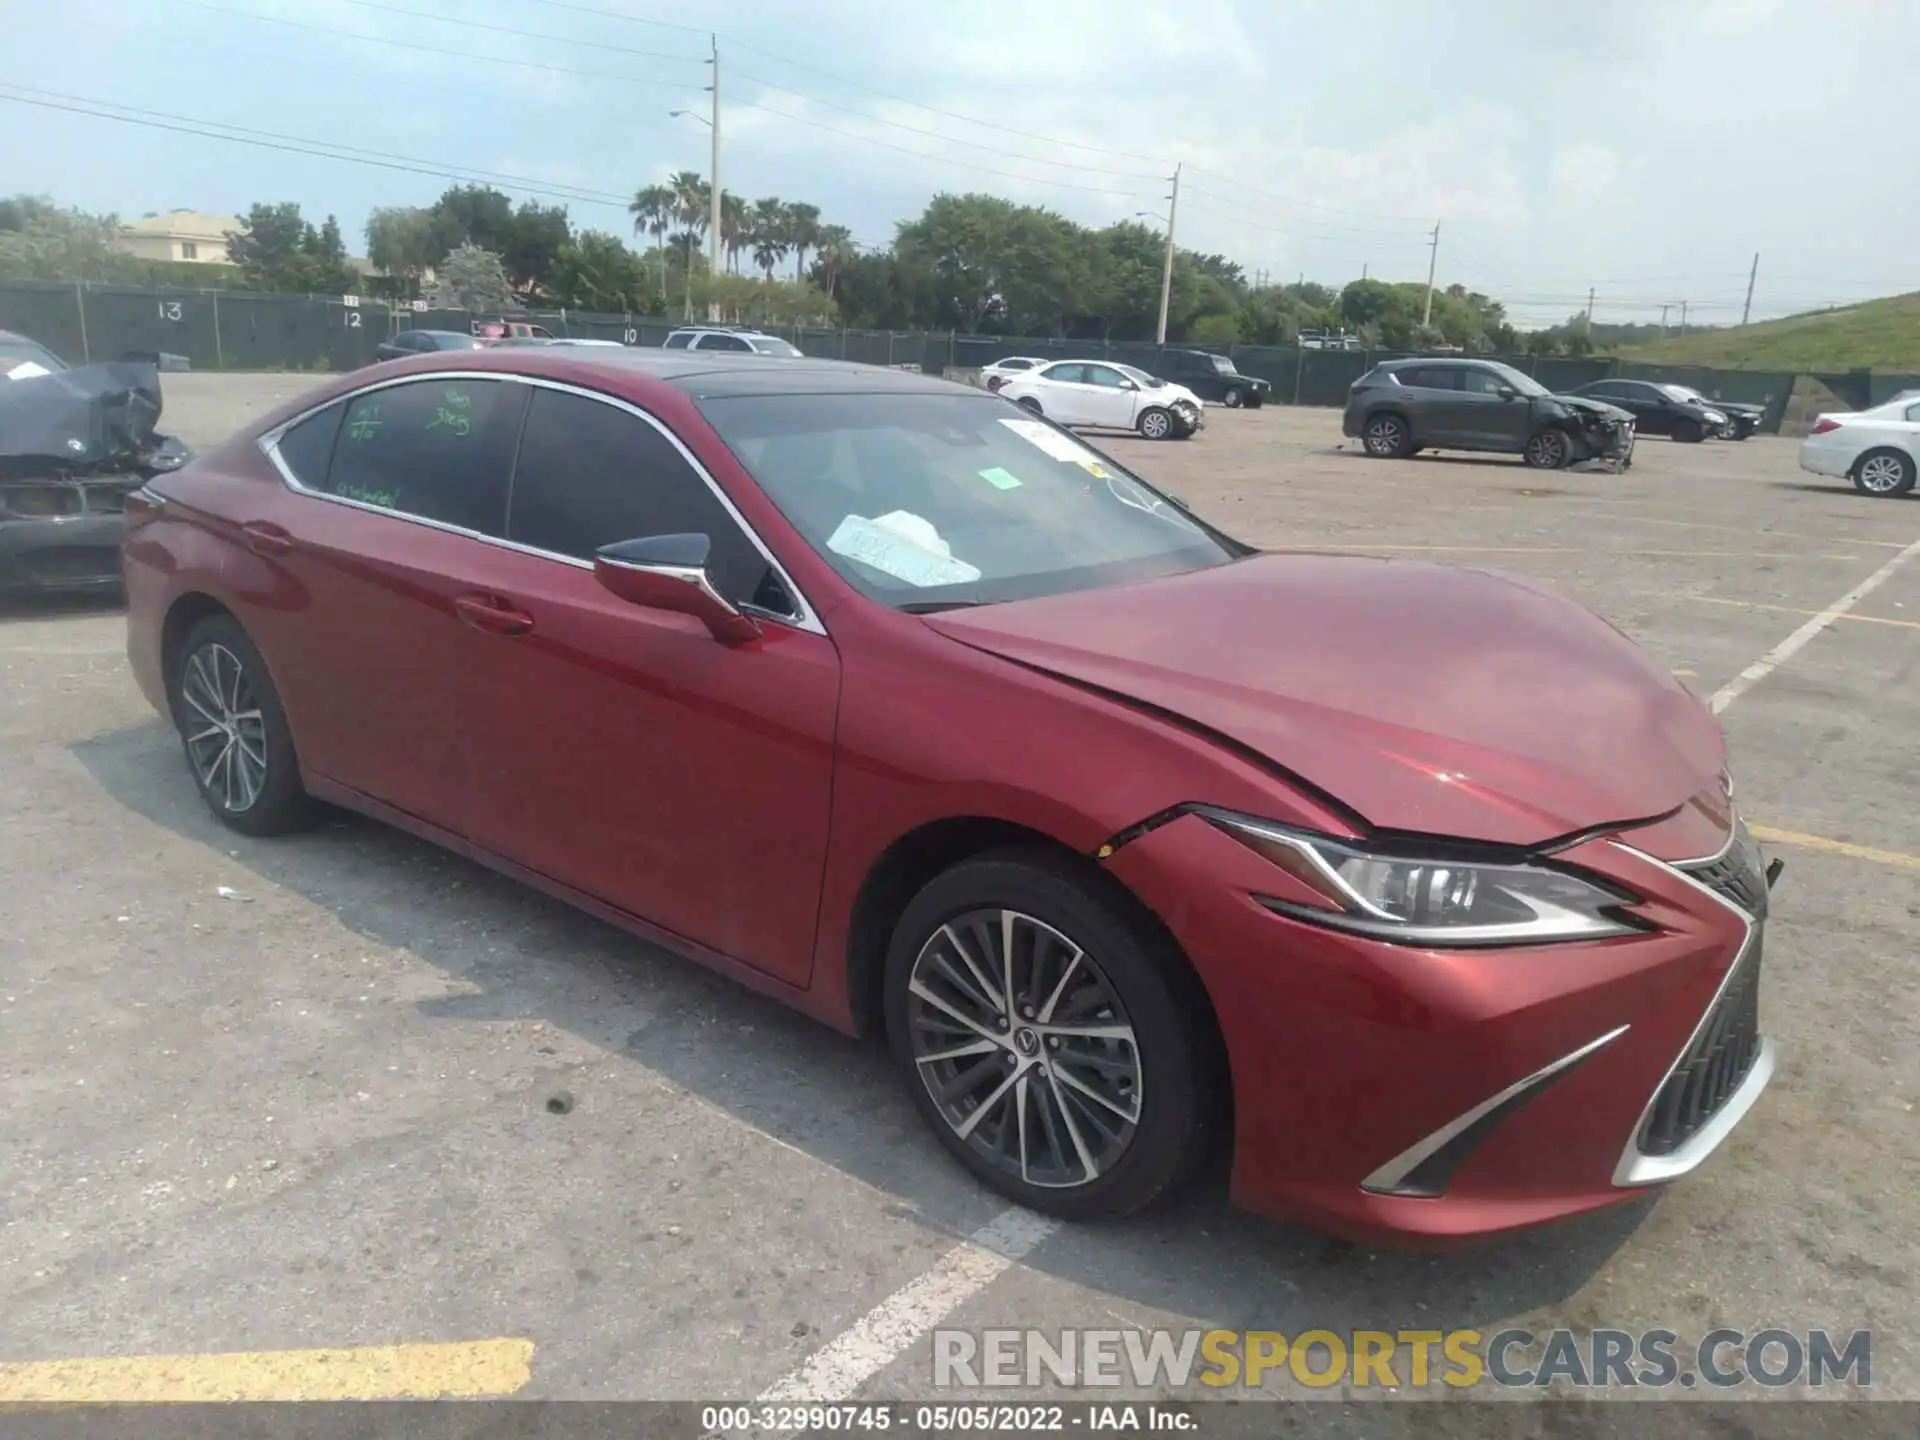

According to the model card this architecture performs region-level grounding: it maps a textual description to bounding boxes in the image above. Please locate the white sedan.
[1799,391,1920,497]
[979,356,1049,392]
[998,361,1204,440]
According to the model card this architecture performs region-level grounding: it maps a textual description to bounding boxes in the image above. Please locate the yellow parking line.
[0,1339,534,1402]
[1682,595,1920,630]
[1750,825,1920,873]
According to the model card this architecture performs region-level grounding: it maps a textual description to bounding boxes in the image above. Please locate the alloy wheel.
[1364,416,1405,455]
[1525,431,1566,468]
[1858,454,1908,494]
[905,909,1142,1189]
[180,642,269,814]
[1141,410,1171,439]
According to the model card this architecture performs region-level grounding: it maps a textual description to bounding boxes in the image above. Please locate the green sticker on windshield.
[978,466,1023,490]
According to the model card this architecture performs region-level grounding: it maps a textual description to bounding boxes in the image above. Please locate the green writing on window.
[335,483,400,508]
[346,402,382,442]
[427,387,474,436]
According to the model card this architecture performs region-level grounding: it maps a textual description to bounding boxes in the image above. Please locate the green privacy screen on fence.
[7,281,1909,435]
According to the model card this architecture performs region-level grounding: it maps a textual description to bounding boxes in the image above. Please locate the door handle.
[239,520,293,557]
[453,593,534,636]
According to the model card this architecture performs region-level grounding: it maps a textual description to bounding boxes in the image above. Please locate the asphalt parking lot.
[2,373,1916,1405]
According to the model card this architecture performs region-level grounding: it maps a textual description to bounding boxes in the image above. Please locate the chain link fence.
[7,281,1912,436]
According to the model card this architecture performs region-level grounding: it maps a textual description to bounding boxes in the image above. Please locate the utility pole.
[1154,164,1180,345]
[1659,303,1670,337]
[1741,252,1759,326]
[1585,287,1595,324]
[1361,262,1368,281]
[1680,300,1689,335]
[708,35,722,321]
[1420,220,1440,326]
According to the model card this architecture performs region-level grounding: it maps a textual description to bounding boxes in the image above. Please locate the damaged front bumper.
[0,473,144,593]
[1569,418,1635,473]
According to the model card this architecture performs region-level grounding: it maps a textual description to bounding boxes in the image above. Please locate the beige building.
[116,210,242,265]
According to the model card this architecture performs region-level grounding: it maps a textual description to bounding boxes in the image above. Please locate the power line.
[329,0,707,64]
[0,86,637,210]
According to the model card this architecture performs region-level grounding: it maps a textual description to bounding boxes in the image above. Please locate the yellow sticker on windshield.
[1077,459,1112,479]
[978,466,1023,490]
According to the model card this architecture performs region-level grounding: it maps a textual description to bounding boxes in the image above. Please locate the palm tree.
[627,183,674,309]
[750,196,788,280]
[813,224,854,299]
[784,201,822,283]
[667,169,710,317]
[720,192,750,275]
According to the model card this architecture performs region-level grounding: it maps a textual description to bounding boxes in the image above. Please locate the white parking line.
[1709,533,1920,714]
[758,1208,1058,1402]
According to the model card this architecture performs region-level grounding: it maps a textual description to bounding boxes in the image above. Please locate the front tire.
[170,614,319,836]
[1853,448,1916,497]
[884,851,1214,1220]
[1522,428,1570,469]
[1362,411,1413,458]
[1674,418,1705,443]
[1136,406,1175,440]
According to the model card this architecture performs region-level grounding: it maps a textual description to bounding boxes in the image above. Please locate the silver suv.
[662,327,804,356]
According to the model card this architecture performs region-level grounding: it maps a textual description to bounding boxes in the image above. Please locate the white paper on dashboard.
[827,512,982,588]
[998,417,1096,464]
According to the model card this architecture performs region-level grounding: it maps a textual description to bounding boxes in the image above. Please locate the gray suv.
[1342,358,1635,470]
[662,327,804,356]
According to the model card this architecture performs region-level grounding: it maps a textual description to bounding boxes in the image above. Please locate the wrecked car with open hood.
[1344,357,1636,471]
[0,338,189,595]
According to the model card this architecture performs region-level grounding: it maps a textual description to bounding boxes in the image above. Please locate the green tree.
[811,224,855,300]
[428,185,515,255]
[427,243,515,313]
[720,192,750,275]
[668,170,711,316]
[226,202,357,293]
[502,201,572,300]
[364,206,441,297]
[628,183,675,309]
[784,201,822,282]
[750,196,788,280]
[0,197,144,283]
[548,231,647,312]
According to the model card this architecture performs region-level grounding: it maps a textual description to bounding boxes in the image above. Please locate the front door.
[454,383,841,986]
[246,373,526,826]
[1455,366,1535,449]
[1082,364,1143,429]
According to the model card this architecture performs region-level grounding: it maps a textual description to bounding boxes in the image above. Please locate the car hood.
[1555,394,1635,422]
[926,553,1724,846]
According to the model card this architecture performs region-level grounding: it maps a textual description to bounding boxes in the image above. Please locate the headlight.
[1705,409,1727,424]
[1205,812,1647,947]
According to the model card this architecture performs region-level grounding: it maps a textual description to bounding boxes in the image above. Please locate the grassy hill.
[1618,290,1920,371]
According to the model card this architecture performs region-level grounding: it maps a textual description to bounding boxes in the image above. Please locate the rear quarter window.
[272,403,345,486]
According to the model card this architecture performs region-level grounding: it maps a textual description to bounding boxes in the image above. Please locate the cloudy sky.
[6,0,1916,326]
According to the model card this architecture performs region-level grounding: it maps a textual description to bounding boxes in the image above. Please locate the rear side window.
[663,333,693,349]
[1045,363,1089,384]
[1398,367,1458,391]
[273,403,345,486]
[321,378,519,536]
[696,333,754,352]
[506,389,785,611]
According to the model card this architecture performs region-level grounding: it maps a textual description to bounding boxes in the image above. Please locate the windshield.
[750,337,804,357]
[0,337,66,378]
[1661,384,1702,403]
[1486,361,1550,398]
[1210,355,1239,374]
[1113,363,1165,389]
[698,392,1240,609]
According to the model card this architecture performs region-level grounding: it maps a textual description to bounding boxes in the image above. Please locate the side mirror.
[1496,385,1519,400]
[594,533,761,645]
[1119,378,1139,390]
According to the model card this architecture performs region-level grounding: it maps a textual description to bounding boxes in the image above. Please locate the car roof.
[362,346,983,400]
[1375,356,1486,369]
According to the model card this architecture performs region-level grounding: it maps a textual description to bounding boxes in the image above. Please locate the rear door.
[1034,363,1096,424]
[454,383,840,985]
[252,373,527,827]
[1394,366,1465,445]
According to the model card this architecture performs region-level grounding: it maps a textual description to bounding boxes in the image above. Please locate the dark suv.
[1566,379,1736,443]
[1343,358,1635,470]
[1153,349,1270,408]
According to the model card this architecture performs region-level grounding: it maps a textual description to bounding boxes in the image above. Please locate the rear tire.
[169,614,320,836]
[1852,448,1916,497]
[883,849,1215,1220]
[1362,411,1413,458]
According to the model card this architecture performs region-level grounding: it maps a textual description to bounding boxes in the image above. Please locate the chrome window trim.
[1606,837,1773,1187]
[1361,1024,1630,1197]
[255,368,827,636]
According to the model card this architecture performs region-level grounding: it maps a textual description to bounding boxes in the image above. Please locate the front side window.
[696,333,754,352]
[320,378,517,535]
[748,337,803,357]
[698,392,1242,611]
[507,388,784,611]
[1459,368,1512,397]
[1085,365,1129,390]
[1483,362,1550,398]
[1211,355,1238,374]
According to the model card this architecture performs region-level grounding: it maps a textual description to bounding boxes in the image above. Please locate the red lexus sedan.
[121,349,1778,1244]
